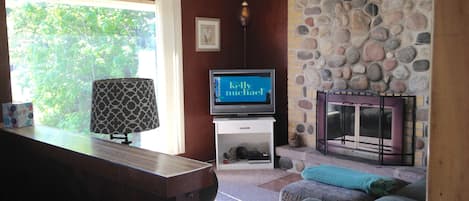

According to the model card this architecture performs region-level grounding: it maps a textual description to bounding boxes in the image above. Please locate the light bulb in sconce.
[240,0,250,27]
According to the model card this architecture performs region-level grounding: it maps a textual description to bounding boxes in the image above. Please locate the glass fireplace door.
[326,103,394,154]
[326,103,355,148]
[316,91,414,166]
[358,106,393,152]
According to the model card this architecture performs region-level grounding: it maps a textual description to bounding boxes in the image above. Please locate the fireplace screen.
[316,91,416,166]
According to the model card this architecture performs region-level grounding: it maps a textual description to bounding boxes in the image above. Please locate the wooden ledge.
[0,125,217,200]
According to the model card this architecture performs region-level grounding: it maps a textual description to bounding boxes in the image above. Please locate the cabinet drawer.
[216,121,271,134]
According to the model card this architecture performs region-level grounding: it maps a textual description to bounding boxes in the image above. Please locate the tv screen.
[214,75,271,104]
[209,69,275,116]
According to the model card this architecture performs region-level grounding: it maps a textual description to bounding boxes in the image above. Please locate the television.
[209,69,275,116]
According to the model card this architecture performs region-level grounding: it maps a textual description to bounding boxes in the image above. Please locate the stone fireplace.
[287,0,432,168]
[316,91,415,165]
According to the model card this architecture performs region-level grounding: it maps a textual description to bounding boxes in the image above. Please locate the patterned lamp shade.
[90,78,159,144]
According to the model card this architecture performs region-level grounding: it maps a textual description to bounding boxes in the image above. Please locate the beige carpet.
[258,173,302,192]
[215,169,298,201]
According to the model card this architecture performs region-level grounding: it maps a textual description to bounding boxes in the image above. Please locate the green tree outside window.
[7,1,156,133]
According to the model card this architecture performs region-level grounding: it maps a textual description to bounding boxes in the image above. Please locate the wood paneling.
[180,0,244,161]
[180,0,288,161]
[428,0,469,201]
[0,1,12,122]
[246,0,288,147]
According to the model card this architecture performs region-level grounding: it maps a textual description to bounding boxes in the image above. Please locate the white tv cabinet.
[213,117,275,170]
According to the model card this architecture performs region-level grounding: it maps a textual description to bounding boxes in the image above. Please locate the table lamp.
[90,78,159,144]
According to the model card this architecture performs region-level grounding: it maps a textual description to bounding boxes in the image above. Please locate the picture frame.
[195,17,220,52]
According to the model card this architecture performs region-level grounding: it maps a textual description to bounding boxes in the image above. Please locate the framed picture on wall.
[195,17,220,52]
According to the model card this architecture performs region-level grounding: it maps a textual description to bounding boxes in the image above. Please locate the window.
[6,0,185,154]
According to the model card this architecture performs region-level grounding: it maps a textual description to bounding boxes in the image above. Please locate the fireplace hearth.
[316,90,416,166]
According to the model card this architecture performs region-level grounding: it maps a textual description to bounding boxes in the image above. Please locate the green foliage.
[7,2,156,133]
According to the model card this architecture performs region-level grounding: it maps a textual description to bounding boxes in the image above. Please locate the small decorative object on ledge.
[288,133,301,147]
[90,78,159,144]
[2,102,34,128]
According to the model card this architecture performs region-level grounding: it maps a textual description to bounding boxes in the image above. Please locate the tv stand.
[227,116,262,120]
[213,117,275,169]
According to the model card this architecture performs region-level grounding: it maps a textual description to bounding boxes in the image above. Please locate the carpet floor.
[214,169,302,201]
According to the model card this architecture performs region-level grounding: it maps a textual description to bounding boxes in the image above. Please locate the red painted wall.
[180,0,288,161]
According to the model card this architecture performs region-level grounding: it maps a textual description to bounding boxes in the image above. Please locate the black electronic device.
[247,150,270,163]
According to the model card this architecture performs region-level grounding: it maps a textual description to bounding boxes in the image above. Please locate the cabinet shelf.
[217,160,273,170]
[213,117,275,170]
[217,132,270,135]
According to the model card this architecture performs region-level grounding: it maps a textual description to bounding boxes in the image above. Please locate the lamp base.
[121,139,132,145]
[110,133,132,145]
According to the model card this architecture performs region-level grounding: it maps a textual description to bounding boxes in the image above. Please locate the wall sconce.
[240,0,250,27]
[240,0,250,67]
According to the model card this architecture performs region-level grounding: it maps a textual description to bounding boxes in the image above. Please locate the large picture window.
[6,0,185,154]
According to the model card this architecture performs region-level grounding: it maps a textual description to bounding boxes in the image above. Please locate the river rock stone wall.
[288,0,432,167]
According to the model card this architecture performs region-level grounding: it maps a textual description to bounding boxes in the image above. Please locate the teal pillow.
[301,165,403,196]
